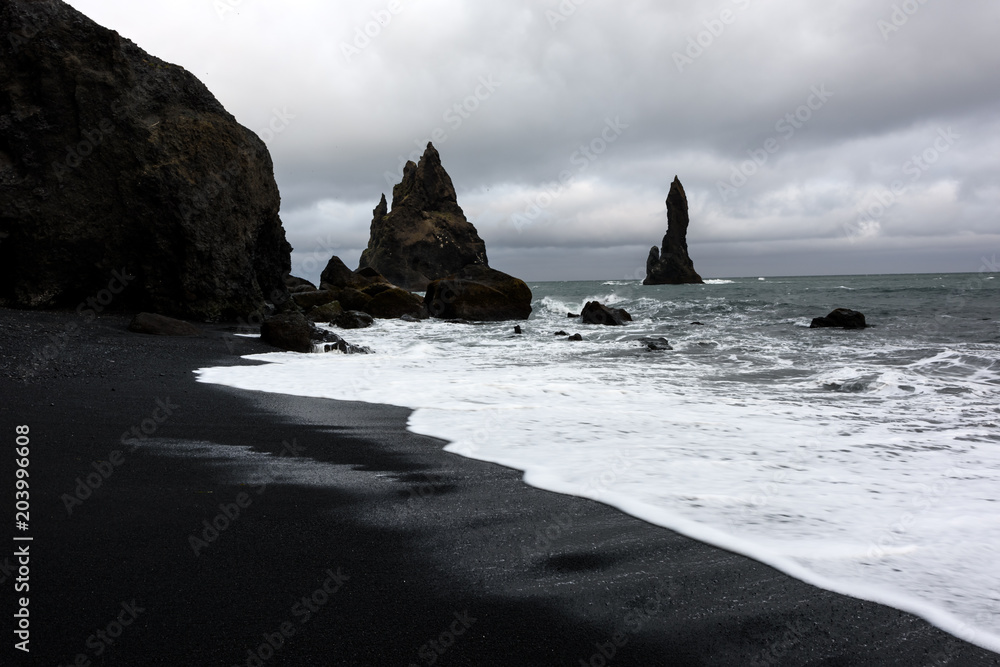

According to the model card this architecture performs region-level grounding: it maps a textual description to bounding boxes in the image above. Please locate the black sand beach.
[2,307,998,666]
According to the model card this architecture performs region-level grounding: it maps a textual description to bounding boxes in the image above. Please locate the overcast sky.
[67,0,1000,282]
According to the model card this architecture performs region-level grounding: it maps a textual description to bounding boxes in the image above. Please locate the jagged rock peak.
[358,143,488,292]
[390,142,464,217]
[643,176,704,285]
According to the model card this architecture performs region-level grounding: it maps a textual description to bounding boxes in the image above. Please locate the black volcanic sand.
[1,307,997,666]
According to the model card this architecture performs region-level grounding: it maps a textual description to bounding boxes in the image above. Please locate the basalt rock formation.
[358,143,488,291]
[0,0,291,320]
[643,177,704,285]
[424,265,532,322]
[580,301,633,326]
[312,254,426,321]
[810,308,867,330]
[260,311,368,353]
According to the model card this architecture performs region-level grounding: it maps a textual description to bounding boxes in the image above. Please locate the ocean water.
[197,273,1000,653]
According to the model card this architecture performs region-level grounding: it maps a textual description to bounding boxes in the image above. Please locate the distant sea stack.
[0,0,291,320]
[358,143,488,292]
[643,176,704,285]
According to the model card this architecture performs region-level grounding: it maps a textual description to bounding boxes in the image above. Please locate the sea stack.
[0,0,291,320]
[358,143,488,291]
[643,176,704,285]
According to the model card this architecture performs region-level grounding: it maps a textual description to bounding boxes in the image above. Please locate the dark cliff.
[0,0,291,320]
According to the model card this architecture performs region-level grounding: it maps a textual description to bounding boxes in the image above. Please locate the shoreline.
[2,307,998,665]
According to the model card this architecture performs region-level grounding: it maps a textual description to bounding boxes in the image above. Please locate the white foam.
[196,293,1000,655]
[704,279,735,285]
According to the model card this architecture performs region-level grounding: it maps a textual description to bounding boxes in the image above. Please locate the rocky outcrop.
[335,311,374,330]
[580,301,633,326]
[317,254,426,320]
[637,337,673,351]
[291,290,339,311]
[643,177,703,285]
[424,265,532,321]
[285,275,317,293]
[306,301,344,324]
[810,308,867,329]
[0,0,291,320]
[320,256,371,291]
[260,311,367,353]
[365,288,426,319]
[358,143,488,291]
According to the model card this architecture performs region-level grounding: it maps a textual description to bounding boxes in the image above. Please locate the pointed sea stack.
[643,176,703,285]
[358,143,488,291]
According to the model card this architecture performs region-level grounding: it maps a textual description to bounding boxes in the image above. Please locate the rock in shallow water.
[291,290,339,310]
[365,288,427,319]
[580,301,632,326]
[306,301,344,324]
[335,310,375,330]
[810,308,867,329]
[424,265,532,321]
[643,176,704,286]
[637,337,673,351]
[261,311,367,353]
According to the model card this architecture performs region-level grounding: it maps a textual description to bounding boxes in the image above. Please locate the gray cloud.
[67,0,1000,283]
